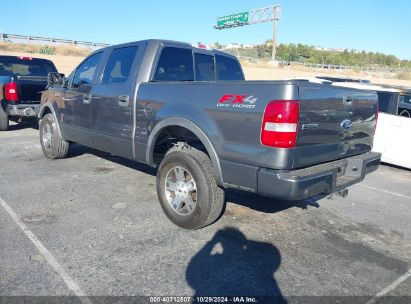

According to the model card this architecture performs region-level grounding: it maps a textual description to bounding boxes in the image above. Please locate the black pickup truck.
[0,55,57,130]
[40,40,381,229]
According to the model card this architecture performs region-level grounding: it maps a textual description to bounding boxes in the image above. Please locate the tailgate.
[17,76,48,104]
[294,82,378,168]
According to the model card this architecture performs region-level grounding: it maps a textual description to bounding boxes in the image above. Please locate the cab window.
[153,47,194,81]
[399,95,411,104]
[102,46,138,84]
[215,55,244,81]
[377,92,394,113]
[72,52,103,88]
[194,53,215,81]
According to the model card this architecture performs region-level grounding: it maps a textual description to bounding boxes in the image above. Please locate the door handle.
[343,95,353,105]
[62,97,75,101]
[83,94,92,104]
[118,95,130,107]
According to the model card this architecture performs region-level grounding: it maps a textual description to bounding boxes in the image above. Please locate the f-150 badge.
[217,94,257,109]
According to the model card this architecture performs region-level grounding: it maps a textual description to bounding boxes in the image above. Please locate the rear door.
[61,52,103,146]
[91,43,145,158]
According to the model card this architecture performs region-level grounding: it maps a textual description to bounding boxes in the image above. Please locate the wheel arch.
[399,108,411,118]
[147,117,224,186]
[38,102,62,136]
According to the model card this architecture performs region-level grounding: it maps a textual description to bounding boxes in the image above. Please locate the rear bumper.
[257,152,381,200]
[7,104,39,117]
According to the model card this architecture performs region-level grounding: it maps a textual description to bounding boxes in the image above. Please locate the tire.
[39,113,69,159]
[399,109,410,118]
[0,103,9,131]
[156,143,225,230]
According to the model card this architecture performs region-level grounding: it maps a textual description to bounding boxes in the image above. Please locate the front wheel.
[156,144,225,230]
[39,114,70,159]
[0,103,9,131]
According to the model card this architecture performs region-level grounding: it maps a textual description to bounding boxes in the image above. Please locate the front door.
[61,52,103,146]
[91,44,145,158]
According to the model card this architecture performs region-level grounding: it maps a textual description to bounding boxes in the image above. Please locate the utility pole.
[271,5,280,61]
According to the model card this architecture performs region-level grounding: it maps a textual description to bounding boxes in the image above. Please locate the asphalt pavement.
[0,123,410,303]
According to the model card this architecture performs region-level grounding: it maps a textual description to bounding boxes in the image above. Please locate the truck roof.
[95,39,239,60]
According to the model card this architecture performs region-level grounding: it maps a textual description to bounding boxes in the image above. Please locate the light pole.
[271,5,280,61]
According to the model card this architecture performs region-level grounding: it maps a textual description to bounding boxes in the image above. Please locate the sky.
[2,0,410,59]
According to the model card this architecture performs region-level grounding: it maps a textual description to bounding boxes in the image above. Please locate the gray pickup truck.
[39,39,381,229]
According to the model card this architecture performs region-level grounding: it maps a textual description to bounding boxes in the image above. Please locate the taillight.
[5,82,19,101]
[261,100,300,148]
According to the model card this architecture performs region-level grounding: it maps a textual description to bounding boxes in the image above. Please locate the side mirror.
[47,72,65,88]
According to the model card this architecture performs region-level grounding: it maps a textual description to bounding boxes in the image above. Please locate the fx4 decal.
[216,94,258,109]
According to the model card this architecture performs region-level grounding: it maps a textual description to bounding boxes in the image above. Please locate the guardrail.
[277,60,409,73]
[235,55,409,73]
[0,32,110,48]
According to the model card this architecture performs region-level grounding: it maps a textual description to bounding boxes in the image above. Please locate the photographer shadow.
[186,227,286,303]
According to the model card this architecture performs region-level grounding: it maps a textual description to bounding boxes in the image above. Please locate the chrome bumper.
[7,104,39,117]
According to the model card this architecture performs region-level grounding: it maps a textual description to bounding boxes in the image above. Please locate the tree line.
[214,41,410,68]
[274,43,409,68]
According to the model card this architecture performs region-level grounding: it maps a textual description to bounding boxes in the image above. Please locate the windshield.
[0,57,57,77]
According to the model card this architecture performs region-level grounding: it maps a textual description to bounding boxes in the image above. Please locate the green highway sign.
[216,11,249,28]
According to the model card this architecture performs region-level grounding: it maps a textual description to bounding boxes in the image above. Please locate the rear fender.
[146,117,224,186]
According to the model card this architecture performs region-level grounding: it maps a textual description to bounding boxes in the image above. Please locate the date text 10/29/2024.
[149,296,258,303]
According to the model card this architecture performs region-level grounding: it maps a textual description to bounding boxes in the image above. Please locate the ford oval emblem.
[340,119,353,130]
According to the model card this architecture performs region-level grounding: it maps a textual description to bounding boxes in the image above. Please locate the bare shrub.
[396,72,411,80]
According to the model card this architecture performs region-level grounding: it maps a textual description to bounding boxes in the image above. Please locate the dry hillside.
[242,61,411,87]
[1,45,410,87]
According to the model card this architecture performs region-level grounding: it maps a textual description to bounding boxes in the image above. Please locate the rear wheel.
[39,114,70,159]
[156,144,225,230]
[0,103,9,131]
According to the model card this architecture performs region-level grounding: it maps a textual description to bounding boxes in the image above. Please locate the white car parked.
[373,112,411,169]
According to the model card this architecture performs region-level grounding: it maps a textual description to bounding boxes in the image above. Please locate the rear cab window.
[152,46,244,82]
[194,53,215,81]
[0,57,57,77]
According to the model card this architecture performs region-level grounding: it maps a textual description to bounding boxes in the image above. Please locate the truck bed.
[137,79,378,170]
